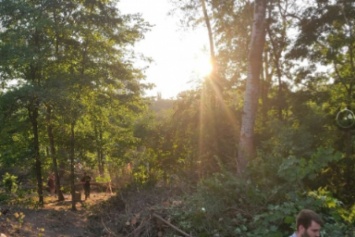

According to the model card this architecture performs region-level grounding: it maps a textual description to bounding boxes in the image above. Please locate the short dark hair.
[296,209,323,230]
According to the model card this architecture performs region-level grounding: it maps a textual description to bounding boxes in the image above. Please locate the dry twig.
[101,216,120,237]
[126,215,152,237]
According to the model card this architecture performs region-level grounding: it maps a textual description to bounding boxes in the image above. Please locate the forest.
[0,0,355,236]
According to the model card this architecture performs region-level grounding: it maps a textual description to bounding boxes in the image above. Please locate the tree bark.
[237,0,267,175]
[200,0,215,60]
[95,127,105,176]
[200,0,227,173]
[198,0,219,177]
[46,105,65,201]
[70,122,77,211]
[28,101,44,206]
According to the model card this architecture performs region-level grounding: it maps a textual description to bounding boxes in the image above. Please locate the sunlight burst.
[193,56,213,77]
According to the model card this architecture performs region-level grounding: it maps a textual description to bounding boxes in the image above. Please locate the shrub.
[166,146,354,237]
[1,172,18,193]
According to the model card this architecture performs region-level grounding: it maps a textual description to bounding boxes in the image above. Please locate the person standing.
[81,172,91,200]
[289,209,323,237]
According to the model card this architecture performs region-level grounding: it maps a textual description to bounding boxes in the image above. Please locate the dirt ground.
[0,186,187,237]
[0,192,114,237]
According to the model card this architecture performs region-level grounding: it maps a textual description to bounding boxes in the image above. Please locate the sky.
[118,0,211,99]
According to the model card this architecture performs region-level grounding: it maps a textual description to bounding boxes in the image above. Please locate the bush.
[1,172,18,193]
[162,147,355,236]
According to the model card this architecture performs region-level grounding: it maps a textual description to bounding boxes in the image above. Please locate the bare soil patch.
[1,186,187,237]
[0,192,113,237]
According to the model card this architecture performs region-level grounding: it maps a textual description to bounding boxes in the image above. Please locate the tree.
[0,0,56,205]
[45,104,65,201]
[0,0,149,208]
[237,0,267,174]
[288,0,355,204]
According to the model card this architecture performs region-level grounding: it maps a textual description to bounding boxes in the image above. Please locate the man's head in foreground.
[295,209,323,237]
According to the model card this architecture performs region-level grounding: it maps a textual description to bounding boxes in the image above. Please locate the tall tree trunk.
[199,0,223,175]
[200,0,215,62]
[97,148,104,176]
[96,128,104,176]
[28,101,44,206]
[70,122,77,211]
[237,0,267,175]
[46,105,65,201]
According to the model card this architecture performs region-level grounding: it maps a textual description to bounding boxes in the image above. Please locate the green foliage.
[129,148,164,188]
[95,174,111,183]
[0,0,150,203]
[0,1,355,236]
[166,145,353,236]
[167,172,354,236]
[277,148,343,184]
[1,172,18,193]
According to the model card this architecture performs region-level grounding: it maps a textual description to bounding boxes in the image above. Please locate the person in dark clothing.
[81,172,91,200]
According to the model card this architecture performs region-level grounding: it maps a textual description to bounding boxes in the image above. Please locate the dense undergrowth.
[163,150,355,236]
[166,172,355,237]
[93,148,355,236]
[161,149,355,236]
[1,148,355,236]
[83,170,354,237]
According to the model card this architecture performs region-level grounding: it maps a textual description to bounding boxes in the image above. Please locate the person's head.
[296,209,323,237]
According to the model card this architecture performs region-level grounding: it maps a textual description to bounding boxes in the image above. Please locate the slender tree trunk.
[200,0,215,61]
[237,0,267,175]
[50,7,65,201]
[95,127,105,176]
[261,50,271,126]
[97,147,104,176]
[26,27,45,206]
[70,122,77,211]
[46,105,65,201]
[200,0,225,174]
[28,102,44,206]
[200,0,221,92]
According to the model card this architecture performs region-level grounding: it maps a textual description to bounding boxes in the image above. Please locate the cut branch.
[152,213,192,237]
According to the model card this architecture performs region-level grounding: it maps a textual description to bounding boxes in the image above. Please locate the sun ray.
[198,65,240,174]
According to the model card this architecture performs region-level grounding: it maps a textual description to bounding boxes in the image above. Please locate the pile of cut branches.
[88,187,191,237]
